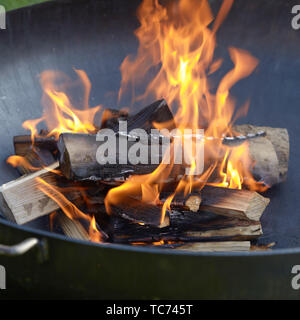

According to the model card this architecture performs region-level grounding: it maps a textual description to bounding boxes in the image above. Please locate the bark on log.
[58,132,164,181]
[58,99,178,181]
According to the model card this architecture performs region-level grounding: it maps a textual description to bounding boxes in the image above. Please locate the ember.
[0,0,290,252]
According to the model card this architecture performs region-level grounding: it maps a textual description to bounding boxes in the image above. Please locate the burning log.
[174,241,251,252]
[161,186,270,222]
[14,146,56,175]
[111,212,262,244]
[13,135,57,157]
[58,132,161,181]
[110,198,170,228]
[233,125,289,186]
[100,108,129,130]
[124,99,176,133]
[58,99,177,181]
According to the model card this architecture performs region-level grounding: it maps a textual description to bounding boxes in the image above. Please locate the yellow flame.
[23,69,101,141]
[106,0,265,222]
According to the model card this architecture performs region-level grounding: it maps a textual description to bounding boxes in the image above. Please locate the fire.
[12,70,104,237]
[7,155,40,172]
[23,69,101,141]
[106,0,265,215]
[36,177,104,242]
[8,0,269,241]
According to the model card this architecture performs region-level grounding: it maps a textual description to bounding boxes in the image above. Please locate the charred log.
[161,186,270,222]
[111,211,262,244]
[13,135,58,157]
[110,198,170,228]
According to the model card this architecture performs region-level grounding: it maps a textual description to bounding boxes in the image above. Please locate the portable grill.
[0,0,299,299]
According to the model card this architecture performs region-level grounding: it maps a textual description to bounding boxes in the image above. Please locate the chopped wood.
[58,132,162,181]
[160,186,269,221]
[0,162,89,225]
[124,99,176,133]
[100,108,129,130]
[58,99,178,181]
[199,186,270,221]
[13,135,57,157]
[110,198,170,228]
[174,241,251,252]
[111,212,262,244]
[16,146,56,175]
[57,212,90,241]
[57,212,109,242]
[0,162,60,224]
[234,125,289,185]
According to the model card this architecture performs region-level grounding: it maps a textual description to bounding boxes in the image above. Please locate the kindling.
[96,121,204,176]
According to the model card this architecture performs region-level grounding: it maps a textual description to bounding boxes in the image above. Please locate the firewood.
[111,212,262,244]
[160,186,269,222]
[174,241,251,252]
[57,212,109,242]
[14,146,56,175]
[57,212,90,241]
[58,99,177,181]
[100,108,129,130]
[0,162,60,224]
[13,135,57,157]
[199,186,270,221]
[58,132,162,181]
[110,198,170,228]
[0,162,87,225]
[233,125,289,185]
[124,99,176,133]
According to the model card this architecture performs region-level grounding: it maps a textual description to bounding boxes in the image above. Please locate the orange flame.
[23,69,101,141]
[7,155,41,172]
[8,0,268,237]
[106,0,265,219]
[14,70,107,233]
[36,177,104,242]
